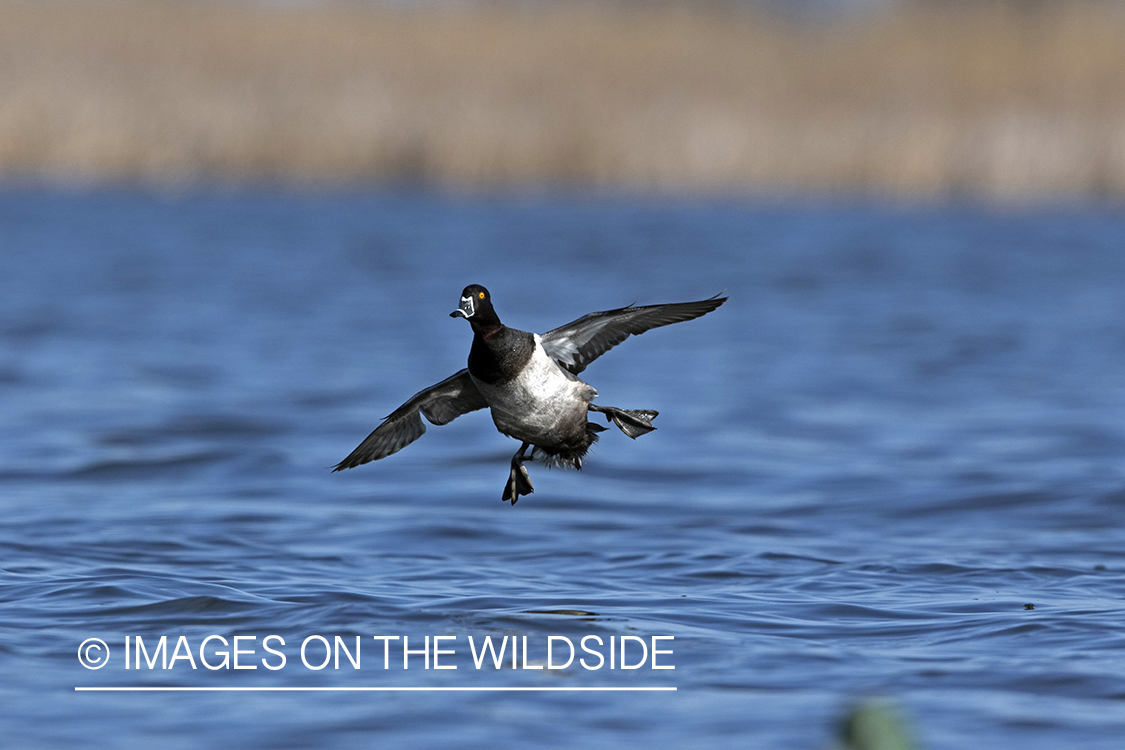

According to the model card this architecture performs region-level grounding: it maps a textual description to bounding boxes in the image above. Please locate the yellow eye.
[478,292,485,299]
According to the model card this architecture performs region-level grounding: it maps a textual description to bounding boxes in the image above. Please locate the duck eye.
[478,292,485,299]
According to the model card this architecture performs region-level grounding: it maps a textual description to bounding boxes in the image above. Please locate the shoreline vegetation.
[2,0,1124,199]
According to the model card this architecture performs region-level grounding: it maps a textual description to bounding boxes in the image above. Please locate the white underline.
[76,686,676,692]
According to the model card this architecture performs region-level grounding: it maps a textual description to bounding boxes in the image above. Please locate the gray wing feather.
[540,294,727,375]
[333,369,487,471]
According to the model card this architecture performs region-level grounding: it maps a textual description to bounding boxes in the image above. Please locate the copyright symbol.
[78,638,110,669]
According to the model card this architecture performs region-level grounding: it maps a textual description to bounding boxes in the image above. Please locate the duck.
[334,285,726,504]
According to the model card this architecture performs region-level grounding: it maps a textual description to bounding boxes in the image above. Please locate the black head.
[450,284,500,328]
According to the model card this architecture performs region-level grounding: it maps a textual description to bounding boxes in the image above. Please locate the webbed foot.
[502,442,535,504]
[589,405,658,439]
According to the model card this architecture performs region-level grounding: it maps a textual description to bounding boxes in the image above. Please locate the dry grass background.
[2,0,1124,198]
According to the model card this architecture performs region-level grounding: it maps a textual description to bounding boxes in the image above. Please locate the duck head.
[450,284,501,329]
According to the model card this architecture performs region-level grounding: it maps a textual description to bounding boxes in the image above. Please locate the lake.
[1,187,1123,748]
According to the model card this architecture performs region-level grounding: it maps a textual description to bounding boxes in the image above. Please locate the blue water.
[2,187,1124,749]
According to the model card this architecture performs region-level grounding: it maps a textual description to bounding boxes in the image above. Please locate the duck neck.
[469,307,503,338]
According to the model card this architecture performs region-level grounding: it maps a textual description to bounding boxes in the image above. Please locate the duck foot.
[589,405,658,439]
[502,442,535,504]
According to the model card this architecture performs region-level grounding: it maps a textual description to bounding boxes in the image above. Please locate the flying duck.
[334,285,726,504]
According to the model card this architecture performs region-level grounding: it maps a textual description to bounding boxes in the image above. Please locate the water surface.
[1,188,1124,748]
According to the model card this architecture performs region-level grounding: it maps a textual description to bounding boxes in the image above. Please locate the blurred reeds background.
[2,0,1124,199]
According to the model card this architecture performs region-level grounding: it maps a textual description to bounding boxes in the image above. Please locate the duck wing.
[333,369,488,471]
[540,294,727,375]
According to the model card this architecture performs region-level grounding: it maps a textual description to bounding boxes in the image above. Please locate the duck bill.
[450,295,475,319]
